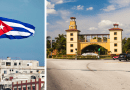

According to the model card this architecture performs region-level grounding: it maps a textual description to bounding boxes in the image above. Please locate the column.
[102,35,103,42]
[85,35,86,42]
[12,82,14,90]
[26,80,28,90]
[31,80,33,90]
[17,82,18,90]
[35,79,37,90]
[90,35,92,42]
[38,78,41,90]
[96,35,98,42]
[107,35,109,39]
[21,81,23,90]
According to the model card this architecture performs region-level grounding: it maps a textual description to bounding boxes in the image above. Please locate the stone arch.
[81,43,108,51]
[79,43,110,55]
[81,44,108,54]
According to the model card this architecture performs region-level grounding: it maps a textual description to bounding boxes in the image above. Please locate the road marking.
[87,63,95,72]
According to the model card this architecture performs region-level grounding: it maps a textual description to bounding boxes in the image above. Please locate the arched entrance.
[81,44,108,55]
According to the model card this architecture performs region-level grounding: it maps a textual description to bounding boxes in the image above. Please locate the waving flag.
[0,17,35,39]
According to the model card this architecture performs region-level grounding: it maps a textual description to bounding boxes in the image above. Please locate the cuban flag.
[0,17,35,39]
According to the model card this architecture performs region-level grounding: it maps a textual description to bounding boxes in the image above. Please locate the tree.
[122,37,127,53]
[55,34,66,55]
[123,38,130,53]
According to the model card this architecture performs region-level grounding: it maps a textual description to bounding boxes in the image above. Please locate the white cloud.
[86,7,93,11]
[98,20,114,28]
[56,0,63,4]
[109,0,130,8]
[72,5,84,10]
[103,0,130,11]
[88,27,97,30]
[50,0,76,4]
[58,10,71,19]
[103,5,115,11]
[77,5,84,10]
[47,1,130,38]
[47,1,55,9]
[46,1,56,14]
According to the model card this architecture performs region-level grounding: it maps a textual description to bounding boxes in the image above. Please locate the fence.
[12,78,44,90]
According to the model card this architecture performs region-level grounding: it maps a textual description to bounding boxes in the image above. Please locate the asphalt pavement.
[47,59,130,90]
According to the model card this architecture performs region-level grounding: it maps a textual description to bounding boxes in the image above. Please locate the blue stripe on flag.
[0,17,35,29]
[0,34,32,39]
[11,27,33,34]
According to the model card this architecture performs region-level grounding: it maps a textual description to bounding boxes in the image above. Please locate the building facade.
[0,57,45,90]
[66,17,123,55]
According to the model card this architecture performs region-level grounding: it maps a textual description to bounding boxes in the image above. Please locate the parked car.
[113,55,119,60]
[118,53,130,61]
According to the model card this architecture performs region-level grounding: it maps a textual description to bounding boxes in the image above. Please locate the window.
[114,43,117,47]
[4,70,7,74]
[30,71,33,73]
[14,88,17,90]
[70,44,73,47]
[23,87,26,90]
[114,49,117,52]
[70,49,73,52]
[14,62,17,66]
[19,62,21,65]
[16,71,18,73]
[41,71,45,74]
[70,33,73,36]
[114,32,117,35]
[70,38,73,41]
[27,63,32,66]
[6,62,11,66]
[36,70,39,72]
[114,37,117,40]
[42,76,44,78]
[2,62,5,65]
[12,69,13,71]
[31,76,36,79]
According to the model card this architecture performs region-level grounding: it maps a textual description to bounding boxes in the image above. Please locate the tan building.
[109,24,123,54]
[65,17,80,55]
[65,17,123,55]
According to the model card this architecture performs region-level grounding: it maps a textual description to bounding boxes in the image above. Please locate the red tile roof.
[65,29,80,32]
[113,24,119,26]
[70,17,76,19]
[109,28,123,31]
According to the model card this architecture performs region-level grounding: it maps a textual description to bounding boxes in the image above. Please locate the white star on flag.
[0,24,4,30]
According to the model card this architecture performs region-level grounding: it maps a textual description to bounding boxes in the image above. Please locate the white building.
[0,57,45,90]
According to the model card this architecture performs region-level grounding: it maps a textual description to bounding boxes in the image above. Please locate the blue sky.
[47,0,130,39]
[0,0,45,66]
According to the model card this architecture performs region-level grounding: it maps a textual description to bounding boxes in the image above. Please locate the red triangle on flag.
[0,20,13,36]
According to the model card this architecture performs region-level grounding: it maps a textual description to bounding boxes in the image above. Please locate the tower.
[65,17,80,55]
[109,24,123,55]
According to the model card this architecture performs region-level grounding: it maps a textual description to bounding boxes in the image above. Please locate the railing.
[79,39,108,43]
[12,78,44,90]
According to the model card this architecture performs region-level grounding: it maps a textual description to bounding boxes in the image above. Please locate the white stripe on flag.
[5,31,31,36]
[3,21,35,34]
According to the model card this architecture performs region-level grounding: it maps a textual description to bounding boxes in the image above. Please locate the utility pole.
[51,37,52,56]
[75,48,77,60]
